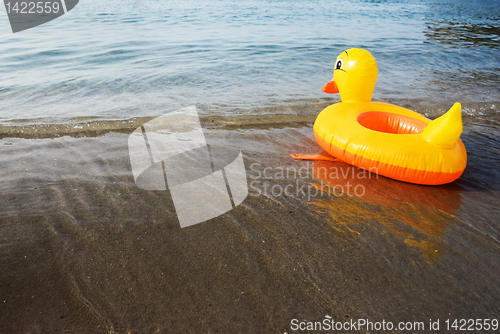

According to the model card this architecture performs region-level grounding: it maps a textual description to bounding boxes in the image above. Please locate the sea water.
[0,0,499,127]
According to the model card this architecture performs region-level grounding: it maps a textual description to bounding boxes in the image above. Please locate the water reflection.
[420,0,500,103]
[423,0,500,49]
[425,22,500,49]
[309,160,463,263]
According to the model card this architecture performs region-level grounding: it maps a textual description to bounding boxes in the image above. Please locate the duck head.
[323,48,378,103]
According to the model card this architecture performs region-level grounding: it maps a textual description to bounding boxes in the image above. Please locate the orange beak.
[322,80,339,94]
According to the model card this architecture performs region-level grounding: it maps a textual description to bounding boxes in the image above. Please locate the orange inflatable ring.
[314,48,467,185]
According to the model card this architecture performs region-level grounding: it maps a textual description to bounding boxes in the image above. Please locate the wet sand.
[1,119,499,333]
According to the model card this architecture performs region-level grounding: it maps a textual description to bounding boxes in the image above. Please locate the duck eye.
[335,59,343,70]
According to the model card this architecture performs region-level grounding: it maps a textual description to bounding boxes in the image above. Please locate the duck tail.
[421,102,463,148]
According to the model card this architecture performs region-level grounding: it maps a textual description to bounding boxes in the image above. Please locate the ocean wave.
[0,99,498,139]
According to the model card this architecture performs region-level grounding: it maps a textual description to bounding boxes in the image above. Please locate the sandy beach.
[1,111,499,332]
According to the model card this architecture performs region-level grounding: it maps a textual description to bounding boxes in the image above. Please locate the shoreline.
[0,99,498,140]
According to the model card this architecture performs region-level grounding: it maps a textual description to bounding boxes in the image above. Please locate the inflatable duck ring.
[313,48,466,185]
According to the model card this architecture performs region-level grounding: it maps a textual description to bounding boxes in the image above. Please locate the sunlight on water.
[0,0,498,126]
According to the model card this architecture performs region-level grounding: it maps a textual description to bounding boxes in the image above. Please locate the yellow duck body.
[314,48,467,185]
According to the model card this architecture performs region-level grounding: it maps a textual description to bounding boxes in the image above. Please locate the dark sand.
[1,118,499,333]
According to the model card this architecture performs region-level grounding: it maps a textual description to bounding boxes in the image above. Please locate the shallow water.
[1,0,500,332]
[0,0,499,127]
[0,122,499,332]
